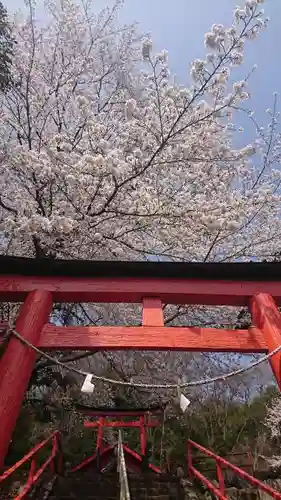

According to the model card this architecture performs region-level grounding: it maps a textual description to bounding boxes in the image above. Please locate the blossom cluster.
[0,0,279,266]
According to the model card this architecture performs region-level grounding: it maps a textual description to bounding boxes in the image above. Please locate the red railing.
[70,443,161,475]
[122,444,161,474]
[187,440,281,500]
[0,431,62,499]
[70,444,114,473]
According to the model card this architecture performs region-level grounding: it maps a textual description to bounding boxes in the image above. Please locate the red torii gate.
[79,407,162,456]
[1,256,281,469]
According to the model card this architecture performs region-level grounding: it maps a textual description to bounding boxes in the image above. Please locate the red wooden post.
[0,290,52,468]
[248,451,253,476]
[27,459,36,487]
[216,461,225,496]
[249,293,281,389]
[96,417,104,451]
[140,416,146,455]
[142,298,164,326]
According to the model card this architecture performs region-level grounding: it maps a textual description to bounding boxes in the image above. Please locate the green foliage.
[142,386,278,471]
[5,406,36,466]
[6,385,278,474]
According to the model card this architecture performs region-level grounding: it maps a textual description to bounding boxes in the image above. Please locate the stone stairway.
[49,471,118,499]
[48,471,185,500]
[128,473,185,499]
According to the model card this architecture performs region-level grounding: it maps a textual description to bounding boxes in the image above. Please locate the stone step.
[130,485,179,494]
[129,482,179,490]
[49,497,171,500]
[130,489,171,496]
[50,471,185,499]
[131,496,170,500]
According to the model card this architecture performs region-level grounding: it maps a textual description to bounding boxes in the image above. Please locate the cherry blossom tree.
[0,0,278,406]
[263,393,281,469]
[0,0,278,264]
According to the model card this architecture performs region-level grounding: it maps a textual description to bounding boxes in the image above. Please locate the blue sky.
[118,0,280,133]
[6,0,280,131]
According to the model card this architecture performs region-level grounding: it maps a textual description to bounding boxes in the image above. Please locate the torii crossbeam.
[1,256,281,469]
[79,406,162,456]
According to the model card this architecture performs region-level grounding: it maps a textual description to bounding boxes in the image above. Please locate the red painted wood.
[84,420,159,428]
[16,454,56,500]
[0,290,53,469]
[122,445,161,474]
[0,322,9,348]
[187,439,281,500]
[216,462,225,495]
[39,324,267,353]
[0,322,8,332]
[250,293,281,388]
[72,444,161,475]
[189,465,227,500]
[2,275,281,306]
[0,431,59,482]
[96,417,104,451]
[78,409,162,417]
[142,298,164,326]
[0,431,60,496]
[27,459,36,486]
[70,445,114,473]
[139,416,146,455]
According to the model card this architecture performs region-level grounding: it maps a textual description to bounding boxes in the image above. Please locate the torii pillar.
[0,291,52,468]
